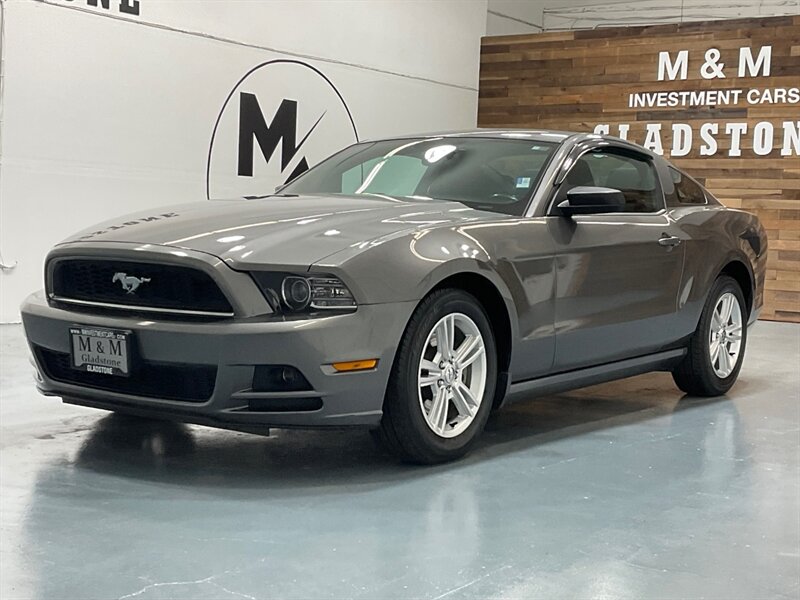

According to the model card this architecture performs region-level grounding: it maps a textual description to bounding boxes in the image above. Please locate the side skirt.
[504,348,686,405]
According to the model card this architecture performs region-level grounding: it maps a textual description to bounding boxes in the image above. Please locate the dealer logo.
[207,60,359,200]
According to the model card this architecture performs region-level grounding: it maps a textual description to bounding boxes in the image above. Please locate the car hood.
[61,194,493,268]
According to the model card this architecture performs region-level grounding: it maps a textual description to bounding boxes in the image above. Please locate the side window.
[557,150,662,213]
[670,168,707,205]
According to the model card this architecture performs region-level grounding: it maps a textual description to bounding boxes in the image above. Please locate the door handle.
[658,235,682,247]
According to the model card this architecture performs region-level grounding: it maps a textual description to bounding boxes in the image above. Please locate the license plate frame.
[69,326,133,377]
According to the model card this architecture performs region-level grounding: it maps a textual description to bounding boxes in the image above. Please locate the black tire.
[672,275,747,396]
[377,289,497,464]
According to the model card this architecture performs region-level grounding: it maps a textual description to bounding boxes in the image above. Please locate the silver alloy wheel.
[708,291,744,378]
[418,312,487,439]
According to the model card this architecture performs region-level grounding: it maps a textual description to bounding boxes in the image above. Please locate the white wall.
[542,0,800,29]
[486,0,543,35]
[486,0,800,34]
[0,0,487,322]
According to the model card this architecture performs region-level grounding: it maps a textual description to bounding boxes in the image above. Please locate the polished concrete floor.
[1,322,798,600]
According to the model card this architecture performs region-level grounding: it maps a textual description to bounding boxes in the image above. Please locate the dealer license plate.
[70,326,131,376]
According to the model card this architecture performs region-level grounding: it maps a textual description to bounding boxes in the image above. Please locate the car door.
[547,145,687,371]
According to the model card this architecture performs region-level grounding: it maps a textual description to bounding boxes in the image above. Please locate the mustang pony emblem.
[112,272,151,294]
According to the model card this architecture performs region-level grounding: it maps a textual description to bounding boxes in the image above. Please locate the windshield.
[281,137,559,216]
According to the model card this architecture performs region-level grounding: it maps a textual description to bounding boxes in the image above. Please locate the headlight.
[281,277,312,311]
[251,272,356,313]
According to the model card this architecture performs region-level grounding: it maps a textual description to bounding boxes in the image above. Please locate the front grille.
[34,346,216,403]
[49,259,233,316]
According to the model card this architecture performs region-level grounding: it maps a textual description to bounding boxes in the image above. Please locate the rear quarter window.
[669,168,707,205]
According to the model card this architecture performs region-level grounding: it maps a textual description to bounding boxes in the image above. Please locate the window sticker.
[515,176,531,188]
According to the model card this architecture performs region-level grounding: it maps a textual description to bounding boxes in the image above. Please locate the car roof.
[358,129,667,165]
[362,128,655,152]
[361,129,576,144]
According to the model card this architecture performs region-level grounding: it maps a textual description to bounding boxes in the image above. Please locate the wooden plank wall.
[479,15,800,322]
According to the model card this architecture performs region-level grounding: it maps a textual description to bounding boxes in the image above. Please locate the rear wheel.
[376,289,497,464]
[672,275,747,396]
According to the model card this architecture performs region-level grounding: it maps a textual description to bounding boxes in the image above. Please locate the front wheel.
[672,275,747,396]
[376,289,497,464]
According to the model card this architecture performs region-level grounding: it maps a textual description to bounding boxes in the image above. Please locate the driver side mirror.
[558,186,625,216]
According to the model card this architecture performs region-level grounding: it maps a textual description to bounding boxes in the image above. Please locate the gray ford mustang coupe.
[22,130,766,463]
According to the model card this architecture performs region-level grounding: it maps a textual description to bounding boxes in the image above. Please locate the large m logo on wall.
[237,94,325,185]
[207,60,358,199]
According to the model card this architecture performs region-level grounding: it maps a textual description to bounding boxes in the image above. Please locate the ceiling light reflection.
[424,144,457,163]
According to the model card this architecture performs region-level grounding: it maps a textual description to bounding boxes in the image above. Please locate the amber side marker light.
[332,359,378,372]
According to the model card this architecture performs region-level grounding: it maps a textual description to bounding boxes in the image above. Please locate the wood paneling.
[479,15,800,322]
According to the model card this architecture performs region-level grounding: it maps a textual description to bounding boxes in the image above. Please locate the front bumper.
[22,290,416,429]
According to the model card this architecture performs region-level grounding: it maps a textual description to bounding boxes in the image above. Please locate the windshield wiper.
[243,193,300,200]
